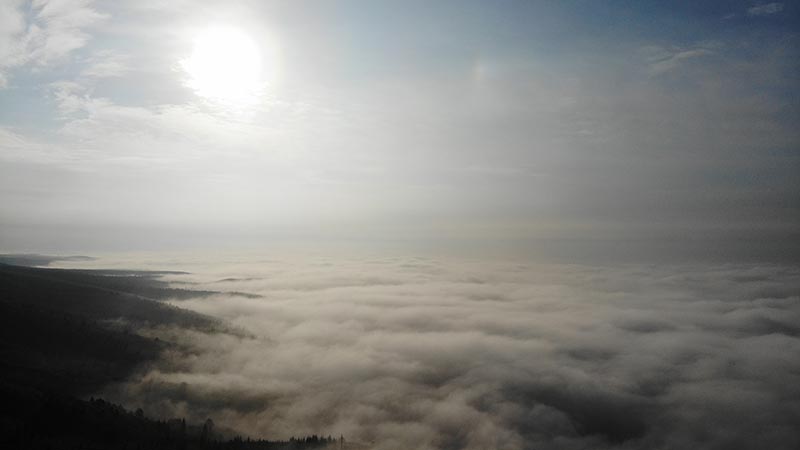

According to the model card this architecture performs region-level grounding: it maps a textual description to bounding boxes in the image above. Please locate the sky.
[0,0,798,259]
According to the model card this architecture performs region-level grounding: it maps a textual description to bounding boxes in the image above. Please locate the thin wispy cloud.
[81,50,130,78]
[0,0,104,88]
[747,3,785,16]
[640,42,720,75]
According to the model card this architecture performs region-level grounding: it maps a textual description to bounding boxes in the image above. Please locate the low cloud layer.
[75,254,800,449]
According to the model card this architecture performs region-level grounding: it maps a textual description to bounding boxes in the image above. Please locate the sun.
[182,27,264,104]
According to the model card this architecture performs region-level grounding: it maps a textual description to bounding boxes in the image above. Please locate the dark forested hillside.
[0,262,208,395]
[5,394,340,450]
[0,263,230,328]
[0,262,336,450]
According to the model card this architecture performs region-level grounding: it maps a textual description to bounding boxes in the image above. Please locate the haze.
[1,0,797,259]
[1,1,799,450]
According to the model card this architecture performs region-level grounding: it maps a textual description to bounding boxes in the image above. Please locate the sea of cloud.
[77,253,800,450]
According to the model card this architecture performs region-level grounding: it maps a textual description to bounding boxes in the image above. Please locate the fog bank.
[68,254,800,449]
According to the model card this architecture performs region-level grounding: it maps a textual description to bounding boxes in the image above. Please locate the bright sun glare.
[182,27,263,105]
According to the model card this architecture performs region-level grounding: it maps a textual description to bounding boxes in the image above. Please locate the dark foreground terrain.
[0,259,338,450]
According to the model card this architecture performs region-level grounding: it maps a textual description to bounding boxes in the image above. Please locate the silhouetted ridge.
[0,263,224,331]
[3,393,340,450]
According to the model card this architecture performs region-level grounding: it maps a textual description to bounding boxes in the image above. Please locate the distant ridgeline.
[0,253,95,267]
[0,260,338,449]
